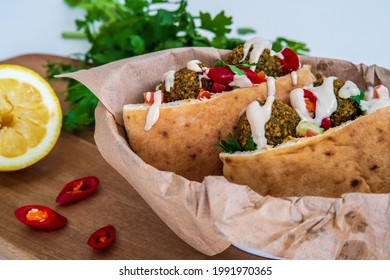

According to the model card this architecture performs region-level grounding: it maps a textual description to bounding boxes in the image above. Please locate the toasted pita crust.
[123,65,315,181]
[220,106,390,197]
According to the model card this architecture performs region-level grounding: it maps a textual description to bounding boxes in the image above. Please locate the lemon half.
[0,64,62,171]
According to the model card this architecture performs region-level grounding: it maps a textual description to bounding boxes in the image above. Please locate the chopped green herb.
[214,59,256,76]
[351,90,365,105]
[216,133,242,153]
[216,133,256,153]
[227,65,246,76]
[244,136,256,151]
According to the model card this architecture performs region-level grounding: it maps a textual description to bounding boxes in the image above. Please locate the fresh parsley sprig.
[216,133,256,153]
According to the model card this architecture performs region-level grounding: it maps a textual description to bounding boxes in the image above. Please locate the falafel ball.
[313,77,361,127]
[237,99,301,149]
[225,46,284,77]
[160,68,205,102]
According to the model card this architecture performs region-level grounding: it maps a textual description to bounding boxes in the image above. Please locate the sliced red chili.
[14,205,67,231]
[87,225,116,249]
[280,47,300,74]
[56,176,99,205]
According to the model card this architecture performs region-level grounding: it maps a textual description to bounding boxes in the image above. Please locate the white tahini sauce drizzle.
[241,37,272,71]
[229,74,253,88]
[267,77,276,96]
[246,79,276,149]
[361,85,390,114]
[162,70,175,92]
[187,61,209,88]
[270,50,284,60]
[144,90,162,131]
[339,80,360,99]
[290,71,298,85]
[187,60,202,72]
[290,77,338,126]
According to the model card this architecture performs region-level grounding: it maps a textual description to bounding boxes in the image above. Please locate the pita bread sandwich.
[219,76,390,197]
[123,37,316,181]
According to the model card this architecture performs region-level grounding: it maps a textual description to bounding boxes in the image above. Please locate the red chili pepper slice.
[14,205,67,231]
[56,176,99,205]
[280,47,300,74]
[87,225,116,249]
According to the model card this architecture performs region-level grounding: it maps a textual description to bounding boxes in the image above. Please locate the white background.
[1,0,390,68]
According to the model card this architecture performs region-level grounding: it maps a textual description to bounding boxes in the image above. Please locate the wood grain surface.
[0,54,265,260]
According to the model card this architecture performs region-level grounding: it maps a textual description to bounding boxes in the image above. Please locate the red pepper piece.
[321,117,331,131]
[197,89,213,100]
[238,67,266,84]
[206,66,236,85]
[303,89,317,113]
[14,205,67,231]
[205,66,265,91]
[280,47,300,74]
[143,91,164,105]
[211,81,232,93]
[56,176,99,205]
[87,225,116,249]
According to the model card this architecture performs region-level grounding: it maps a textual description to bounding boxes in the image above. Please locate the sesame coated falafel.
[313,77,361,127]
[160,63,212,102]
[225,46,284,77]
[236,99,301,149]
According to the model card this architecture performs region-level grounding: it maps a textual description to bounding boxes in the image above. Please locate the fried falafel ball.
[313,77,361,127]
[236,99,301,149]
[160,62,212,103]
[225,45,284,77]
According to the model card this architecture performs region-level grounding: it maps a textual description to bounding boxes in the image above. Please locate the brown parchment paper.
[60,47,390,259]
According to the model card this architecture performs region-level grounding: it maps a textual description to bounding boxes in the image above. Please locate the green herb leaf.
[216,133,243,153]
[214,59,226,67]
[244,136,256,151]
[216,133,257,153]
[351,90,365,105]
[237,28,256,35]
[272,36,310,56]
[227,65,246,76]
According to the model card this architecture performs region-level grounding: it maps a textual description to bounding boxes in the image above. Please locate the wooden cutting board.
[0,54,264,260]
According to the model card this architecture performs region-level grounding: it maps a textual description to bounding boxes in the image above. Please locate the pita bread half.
[220,106,390,197]
[123,65,315,182]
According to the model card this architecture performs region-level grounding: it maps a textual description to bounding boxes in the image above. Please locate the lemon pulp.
[0,65,62,171]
